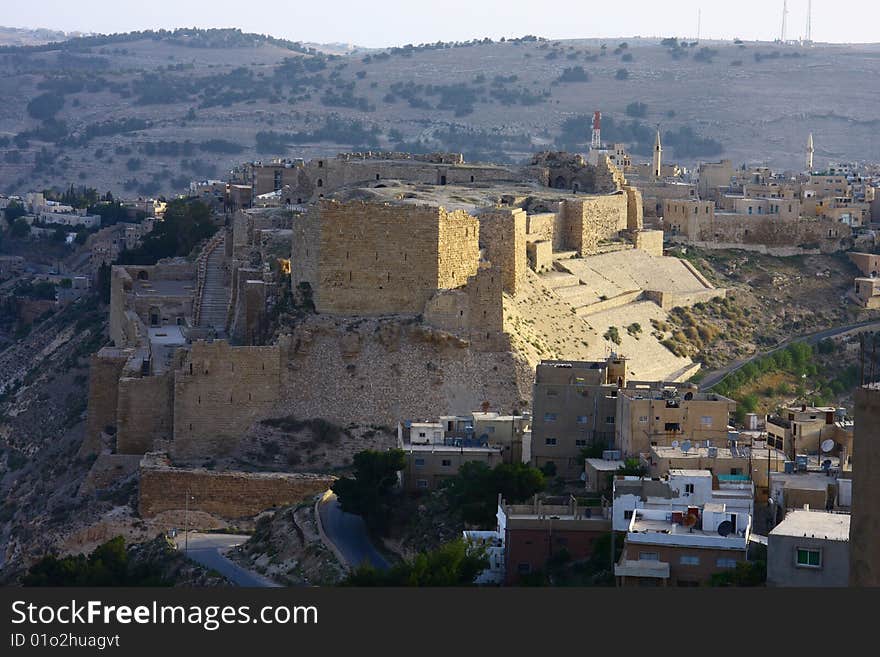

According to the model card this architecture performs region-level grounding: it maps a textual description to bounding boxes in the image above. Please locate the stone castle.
[85,150,725,518]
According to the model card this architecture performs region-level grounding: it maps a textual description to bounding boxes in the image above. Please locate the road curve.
[317,492,390,572]
[174,532,281,587]
[701,319,880,390]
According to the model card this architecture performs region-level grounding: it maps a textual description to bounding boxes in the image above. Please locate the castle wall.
[634,229,664,257]
[527,240,553,273]
[172,341,282,459]
[683,214,852,253]
[625,186,644,232]
[562,195,629,255]
[109,267,133,347]
[525,211,565,250]
[116,372,174,454]
[138,453,334,518]
[82,348,131,456]
[277,317,531,428]
[477,207,526,295]
[312,200,479,315]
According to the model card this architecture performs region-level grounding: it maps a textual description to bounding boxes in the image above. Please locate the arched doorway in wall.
[553,176,567,189]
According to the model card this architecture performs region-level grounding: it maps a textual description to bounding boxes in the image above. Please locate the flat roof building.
[768,510,850,587]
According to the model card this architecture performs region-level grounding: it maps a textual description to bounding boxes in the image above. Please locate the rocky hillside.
[1,28,877,196]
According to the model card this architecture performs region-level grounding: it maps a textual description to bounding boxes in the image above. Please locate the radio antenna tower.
[805,0,812,43]
[697,8,701,41]
[780,0,788,42]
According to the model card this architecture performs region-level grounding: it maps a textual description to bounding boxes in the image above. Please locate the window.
[576,415,588,424]
[605,416,615,424]
[575,439,587,447]
[700,415,713,427]
[544,413,557,422]
[684,483,695,494]
[416,479,428,489]
[624,510,634,520]
[545,438,557,446]
[639,552,660,561]
[414,458,425,468]
[796,548,822,568]
[680,555,700,566]
[485,426,495,433]
[441,459,452,467]
[716,558,737,569]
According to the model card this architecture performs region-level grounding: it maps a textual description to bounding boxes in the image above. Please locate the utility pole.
[184,490,193,554]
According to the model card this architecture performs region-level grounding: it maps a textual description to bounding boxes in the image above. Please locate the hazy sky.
[3,0,878,48]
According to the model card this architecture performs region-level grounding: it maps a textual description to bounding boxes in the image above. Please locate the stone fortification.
[138,452,333,518]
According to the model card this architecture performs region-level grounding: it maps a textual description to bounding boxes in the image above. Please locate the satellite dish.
[684,391,694,401]
[821,439,835,453]
[671,440,680,449]
[681,440,692,453]
[717,520,734,537]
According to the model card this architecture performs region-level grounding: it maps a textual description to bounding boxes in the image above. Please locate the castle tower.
[806,133,814,172]
[652,128,662,179]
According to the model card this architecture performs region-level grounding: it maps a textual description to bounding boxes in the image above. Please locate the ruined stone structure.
[138,452,333,518]
[296,200,481,315]
[87,149,724,474]
[173,341,282,458]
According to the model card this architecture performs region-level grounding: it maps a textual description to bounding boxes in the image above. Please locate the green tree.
[617,458,646,477]
[442,461,545,526]
[22,536,169,586]
[331,448,406,532]
[710,559,766,587]
[118,198,216,265]
[3,200,26,222]
[10,218,30,239]
[341,539,487,586]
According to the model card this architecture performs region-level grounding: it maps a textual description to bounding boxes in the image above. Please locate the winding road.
[174,532,281,587]
[700,319,880,390]
[317,492,390,572]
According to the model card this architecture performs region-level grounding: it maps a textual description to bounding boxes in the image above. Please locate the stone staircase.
[540,268,600,314]
[197,235,230,337]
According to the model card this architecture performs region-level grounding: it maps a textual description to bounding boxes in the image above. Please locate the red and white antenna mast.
[591,111,602,149]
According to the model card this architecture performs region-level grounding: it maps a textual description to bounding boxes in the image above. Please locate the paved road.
[701,319,880,390]
[317,493,390,572]
[174,532,281,587]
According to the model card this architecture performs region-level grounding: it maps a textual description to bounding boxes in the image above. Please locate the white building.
[612,469,753,532]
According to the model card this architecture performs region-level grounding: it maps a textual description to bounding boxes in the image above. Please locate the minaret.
[806,133,814,172]
[652,127,662,179]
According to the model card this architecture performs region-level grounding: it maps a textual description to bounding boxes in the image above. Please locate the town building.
[397,412,529,492]
[614,499,752,586]
[767,510,850,587]
[584,452,625,494]
[530,357,626,479]
[765,404,850,458]
[611,469,754,533]
[615,382,736,458]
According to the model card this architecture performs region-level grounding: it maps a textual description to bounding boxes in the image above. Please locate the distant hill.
[0,26,73,47]
[0,28,878,196]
